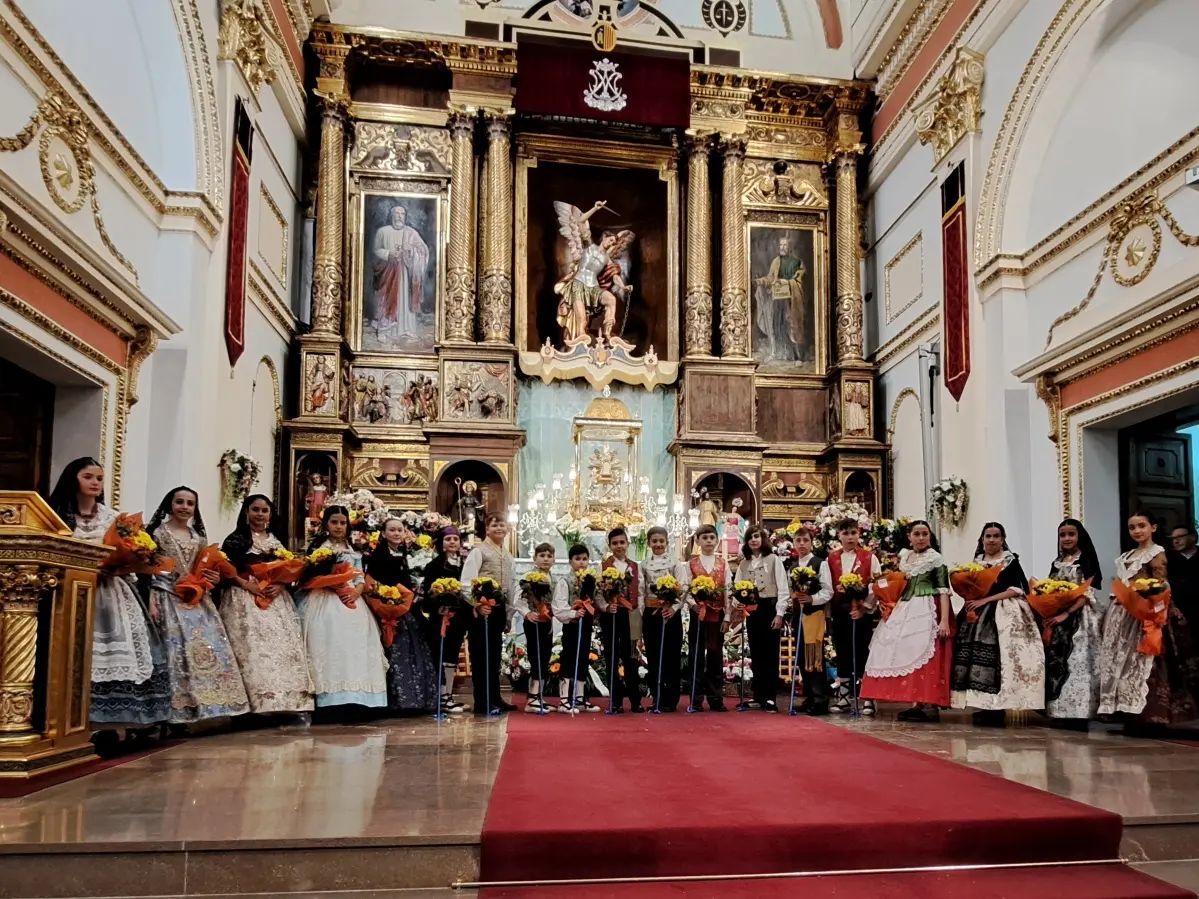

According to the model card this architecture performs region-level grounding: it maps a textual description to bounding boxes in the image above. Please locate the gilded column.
[719,137,748,358]
[0,564,59,735]
[833,148,865,362]
[444,111,477,343]
[309,41,349,336]
[684,135,713,357]
[480,111,513,344]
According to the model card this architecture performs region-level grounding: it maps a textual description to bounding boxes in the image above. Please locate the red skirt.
[860,635,953,706]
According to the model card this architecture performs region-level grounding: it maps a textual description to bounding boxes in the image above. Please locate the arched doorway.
[694,471,757,525]
[434,459,506,538]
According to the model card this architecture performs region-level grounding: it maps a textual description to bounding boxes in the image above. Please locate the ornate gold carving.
[310,100,348,335]
[833,151,864,362]
[125,326,157,408]
[914,47,984,165]
[350,122,452,175]
[719,138,749,358]
[875,0,953,100]
[685,135,713,358]
[1035,375,1061,445]
[443,112,477,343]
[480,112,513,344]
[218,0,283,93]
[742,159,827,209]
[0,564,61,733]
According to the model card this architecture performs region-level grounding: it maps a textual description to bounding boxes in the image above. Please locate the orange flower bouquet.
[298,547,359,604]
[367,582,415,648]
[871,572,908,622]
[1026,578,1092,644]
[174,544,237,608]
[99,513,175,577]
[950,563,1003,623]
[1112,577,1172,656]
[248,547,307,601]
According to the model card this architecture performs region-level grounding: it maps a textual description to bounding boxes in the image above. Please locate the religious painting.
[348,366,438,426]
[303,353,336,415]
[748,224,822,374]
[516,142,679,389]
[357,192,440,353]
[843,380,872,438]
[442,359,513,423]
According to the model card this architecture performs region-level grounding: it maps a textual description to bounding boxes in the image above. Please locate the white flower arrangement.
[929,476,969,528]
[330,488,390,531]
[813,501,874,552]
[219,449,261,509]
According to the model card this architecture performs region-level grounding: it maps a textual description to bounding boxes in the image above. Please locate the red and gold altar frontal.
[284,20,884,547]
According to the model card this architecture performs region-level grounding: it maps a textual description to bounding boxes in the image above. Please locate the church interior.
[0,0,1198,897]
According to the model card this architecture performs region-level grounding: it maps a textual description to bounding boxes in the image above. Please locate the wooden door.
[1121,428,1193,535]
[0,358,54,494]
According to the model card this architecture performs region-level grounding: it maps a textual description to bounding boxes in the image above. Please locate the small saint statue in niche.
[552,199,637,348]
[696,488,719,528]
[453,479,482,530]
[305,473,328,523]
[720,498,746,560]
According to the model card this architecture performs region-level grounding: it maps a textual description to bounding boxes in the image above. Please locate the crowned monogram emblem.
[583,58,627,113]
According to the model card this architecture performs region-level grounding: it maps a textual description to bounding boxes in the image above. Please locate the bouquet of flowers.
[647,573,681,611]
[929,477,968,528]
[789,565,821,597]
[468,576,503,614]
[428,576,463,635]
[950,562,1002,623]
[690,574,724,621]
[770,527,794,559]
[366,582,414,648]
[174,544,238,608]
[869,518,911,554]
[572,568,598,616]
[730,579,759,624]
[723,635,753,684]
[421,511,452,535]
[219,449,261,509]
[298,546,358,603]
[1112,577,1172,656]
[814,502,873,552]
[871,569,908,622]
[99,513,175,577]
[600,566,633,610]
[520,570,554,621]
[248,546,308,594]
[1026,578,1092,644]
[837,572,869,601]
[407,533,435,581]
[501,636,531,686]
[556,517,592,550]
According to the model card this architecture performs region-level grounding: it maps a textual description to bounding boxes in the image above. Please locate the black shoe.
[629,704,645,713]
[763,700,779,713]
[497,700,517,711]
[806,703,830,717]
[711,704,728,713]
[797,698,814,713]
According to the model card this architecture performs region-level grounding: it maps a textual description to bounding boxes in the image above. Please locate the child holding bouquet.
[513,543,556,713]
[642,527,684,713]
[680,525,728,713]
[599,527,643,712]
[951,522,1042,725]
[788,527,832,715]
[418,527,468,714]
[366,517,437,713]
[861,521,952,721]
[461,515,517,715]
[1098,511,1199,727]
[147,487,249,724]
[553,545,600,714]
[1039,519,1102,721]
[822,519,881,715]
[298,505,388,711]
[49,458,170,735]
[219,494,313,716]
[734,526,789,711]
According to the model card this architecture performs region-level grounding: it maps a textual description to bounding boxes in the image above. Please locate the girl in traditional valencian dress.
[417,526,468,714]
[219,494,313,717]
[861,520,953,722]
[951,522,1044,725]
[49,458,170,737]
[1043,518,1102,722]
[365,516,437,713]
[297,505,388,711]
[461,514,518,715]
[1098,511,1199,728]
[148,487,250,724]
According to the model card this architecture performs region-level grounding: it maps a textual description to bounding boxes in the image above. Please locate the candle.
[672,494,684,516]
[552,475,563,493]
[507,504,519,524]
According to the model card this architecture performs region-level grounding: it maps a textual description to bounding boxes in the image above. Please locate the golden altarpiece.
[282,20,885,547]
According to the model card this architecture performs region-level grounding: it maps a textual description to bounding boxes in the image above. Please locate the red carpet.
[481,864,1193,898]
[481,713,1123,883]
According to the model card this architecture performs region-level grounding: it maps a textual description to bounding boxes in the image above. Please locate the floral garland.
[219,449,261,509]
[929,476,969,528]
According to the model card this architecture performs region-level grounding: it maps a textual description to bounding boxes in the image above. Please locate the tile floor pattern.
[0,706,1195,896]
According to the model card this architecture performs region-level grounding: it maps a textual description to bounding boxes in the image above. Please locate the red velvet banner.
[224,145,249,366]
[941,200,970,402]
[515,38,690,129]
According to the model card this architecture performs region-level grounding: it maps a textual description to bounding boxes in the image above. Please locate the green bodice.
[903,565,948,600]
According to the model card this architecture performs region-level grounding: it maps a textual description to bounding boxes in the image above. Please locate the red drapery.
[941,199,970,402]
[224,142,250,366]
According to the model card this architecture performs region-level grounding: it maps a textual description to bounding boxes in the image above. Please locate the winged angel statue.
[552,200,636,348]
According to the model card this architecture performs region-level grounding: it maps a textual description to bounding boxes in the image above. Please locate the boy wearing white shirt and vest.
[514,543,556,713]
[789,527,833,715]
[734,525,790,712]
[598,527,643,713]
[680,524,729,713]
[642,526,684,713]
[552,544,600,714]
[823,519,881,715]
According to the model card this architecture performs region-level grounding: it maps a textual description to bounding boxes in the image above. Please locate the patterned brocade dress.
[1044,557,1100,720]
[74,505,170,726]
[219,531,314,714]
[861,549,953,707]
[152,526,250,723]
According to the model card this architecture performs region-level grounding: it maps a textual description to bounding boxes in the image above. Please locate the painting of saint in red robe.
[361,197,437,351]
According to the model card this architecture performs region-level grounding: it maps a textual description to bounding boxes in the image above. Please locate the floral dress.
[295,542,388,708]
[1098,545,1199,724]
[219,531,314,714]
[74,505,170,726]
[1044,557,1100,720]
[861,548,953,707]
[153,526,249,722]
[951,552,1045,711]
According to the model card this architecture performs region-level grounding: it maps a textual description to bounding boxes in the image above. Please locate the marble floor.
[0,706,1197,896]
